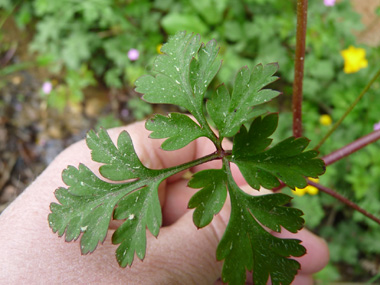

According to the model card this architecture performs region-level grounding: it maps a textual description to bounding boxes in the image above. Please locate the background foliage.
[1,0,380,282]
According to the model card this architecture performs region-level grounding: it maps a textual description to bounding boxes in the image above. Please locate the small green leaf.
[146,113,209,151]
[188,169,227,228]
[207,63,280,137]
[245,192,304,234]
[48,164,133,254]
[112,184,162,267]
[231,114,325,190]
[232,113,278,155]
[216,177,306,285]
[49,129,173,266]
[161,13,208,35]
[86,129,151,181]
[189,0,228,25]
[135,31,221,129]
[135,32,200,109]
[189,38,221,100]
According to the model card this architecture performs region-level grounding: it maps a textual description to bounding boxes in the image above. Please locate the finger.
[161,179,197,226]
[292,274,314,285]
[137,207,230,284]
[0,207,226,284]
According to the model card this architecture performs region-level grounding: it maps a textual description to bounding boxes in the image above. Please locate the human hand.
[0,121,329,284]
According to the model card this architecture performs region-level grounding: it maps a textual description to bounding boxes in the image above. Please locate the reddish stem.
[292,0,308,138]
[323,129,380,166]
[307,179,380,225]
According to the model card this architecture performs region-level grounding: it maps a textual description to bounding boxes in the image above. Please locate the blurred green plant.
[127,97,153,121]
[40,65,96,112]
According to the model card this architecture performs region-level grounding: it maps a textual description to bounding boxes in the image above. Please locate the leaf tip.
[269,61,280,70]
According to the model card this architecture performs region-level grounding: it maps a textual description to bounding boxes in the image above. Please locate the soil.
[352,0,380,46]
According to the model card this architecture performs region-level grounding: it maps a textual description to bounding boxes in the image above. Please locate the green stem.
[292,0,308,138]
[162,151,223,178]
[314,67,380,150]
[120,151,224,195]
[197,113,222,150]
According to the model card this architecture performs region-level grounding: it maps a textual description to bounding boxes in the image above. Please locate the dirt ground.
[352,0,380,46]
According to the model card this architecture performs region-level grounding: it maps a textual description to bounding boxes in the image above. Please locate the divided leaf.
[232,114,325,190]
[216,178,306,285]
[232,113,278,155]
[246,193,304,233]
[49,32,327,285]
[48,164,130,254]
[49,129,171,266]
[112,183,162,267]
[188,169,227,228]
[146,113,209,151]
[86,129,151,181]
[207,63,280,137]
[135,31,221,123]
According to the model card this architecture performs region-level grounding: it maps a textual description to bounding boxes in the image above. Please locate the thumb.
[141,206,230,284]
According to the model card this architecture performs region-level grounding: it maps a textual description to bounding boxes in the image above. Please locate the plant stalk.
[314,68,380,150]
[292,0,308,138]
[323,129,380,166]
[164,151,222,177]
[307,179,380,225]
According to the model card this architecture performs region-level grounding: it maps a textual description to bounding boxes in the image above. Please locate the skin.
[0,121,329,284]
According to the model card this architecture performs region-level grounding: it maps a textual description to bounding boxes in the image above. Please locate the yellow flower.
[341,46,368,74]
[156,44,163,54]
[293,178,319,196]
[319,114,332,126]
[293,187,307,196]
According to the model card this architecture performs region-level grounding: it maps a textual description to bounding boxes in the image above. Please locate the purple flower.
[42,81,53,94]
[324,0,336,6]
[128,49,140,61]
[374,121,380,131]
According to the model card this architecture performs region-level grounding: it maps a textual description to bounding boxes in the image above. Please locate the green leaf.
[188,169,227,228]
[161,13,208,35]
[61,30,95,70]
[232,113,278,155]
[216,177,306,285]
[48,164,134,254]
[189,0,228,25]
[135,32,221,129]
[245,193,304,234]
[231,114,325,190]
[49,129,172,266]
[86,129,151,181]
[146,113,209,151]
[112,184,162,267]
[207,63,280,137]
